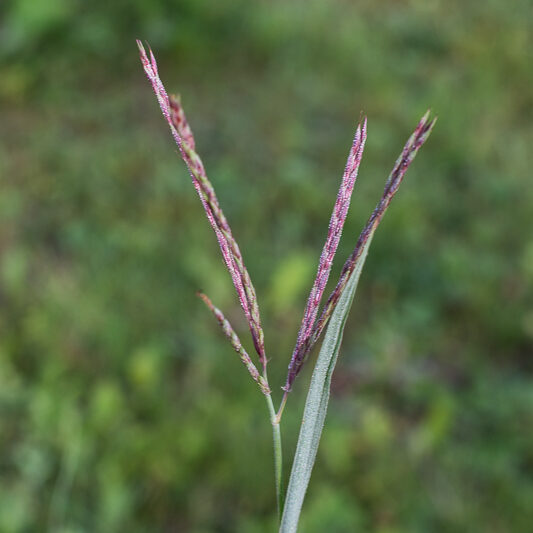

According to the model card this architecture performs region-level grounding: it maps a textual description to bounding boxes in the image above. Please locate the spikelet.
[198,293,270,395]
[284,119,367,391]
[137,41,267,371]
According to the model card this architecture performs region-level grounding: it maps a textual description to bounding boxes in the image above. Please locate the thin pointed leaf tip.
[137,42,267,372]
[283,111,436,392]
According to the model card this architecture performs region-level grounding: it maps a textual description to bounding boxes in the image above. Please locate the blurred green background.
[1,0,532,531]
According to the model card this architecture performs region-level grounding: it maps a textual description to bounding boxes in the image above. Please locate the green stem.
[275,391,288,424]
[266,393,284,519]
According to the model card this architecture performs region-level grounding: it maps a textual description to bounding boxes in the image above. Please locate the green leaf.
[279,236,373,533]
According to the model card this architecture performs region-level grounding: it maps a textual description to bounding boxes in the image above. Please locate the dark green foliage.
[0,1,532,531]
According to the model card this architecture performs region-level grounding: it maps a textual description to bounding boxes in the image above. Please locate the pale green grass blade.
[279,236,373,533]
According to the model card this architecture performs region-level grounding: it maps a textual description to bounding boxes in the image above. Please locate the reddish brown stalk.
[137,41,266,370]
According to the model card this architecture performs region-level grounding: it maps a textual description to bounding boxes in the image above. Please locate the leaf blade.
[279,236,373,533]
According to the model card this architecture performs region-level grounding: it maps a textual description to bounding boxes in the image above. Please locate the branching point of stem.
[274,391,288,425]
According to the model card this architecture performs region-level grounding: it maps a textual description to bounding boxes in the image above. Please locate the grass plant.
[138,40,435,531]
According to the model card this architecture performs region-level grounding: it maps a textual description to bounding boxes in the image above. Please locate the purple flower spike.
[137,41,266,370]
[284,119,367,392]
[198,293,271,395]
[283,111,435,393]
[309,111,437,354]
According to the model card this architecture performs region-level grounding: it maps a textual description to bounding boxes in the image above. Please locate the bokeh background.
[1,1,532,531]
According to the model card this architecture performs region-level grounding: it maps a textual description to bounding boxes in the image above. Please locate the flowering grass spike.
[309,111,436,350]
[137,41,435,531]
[283,111,437,394]
[283,118,367,393]
[198,292,270,395]
[137,40,266,372]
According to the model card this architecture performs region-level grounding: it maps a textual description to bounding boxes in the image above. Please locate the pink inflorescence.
[198,293,270,395]
[137,40,267,384]
[283,119,367,391]
[138,41,436,398]
[283,110,436,392]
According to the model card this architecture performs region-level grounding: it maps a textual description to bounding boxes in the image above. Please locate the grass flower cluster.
[138,40,435,531]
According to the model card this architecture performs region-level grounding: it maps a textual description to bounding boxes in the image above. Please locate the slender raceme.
[137,40,266,370]
[197,292,270,395]
[283,119,367,392]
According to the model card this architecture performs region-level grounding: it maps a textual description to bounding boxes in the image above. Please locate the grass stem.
[266,394,284,520]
